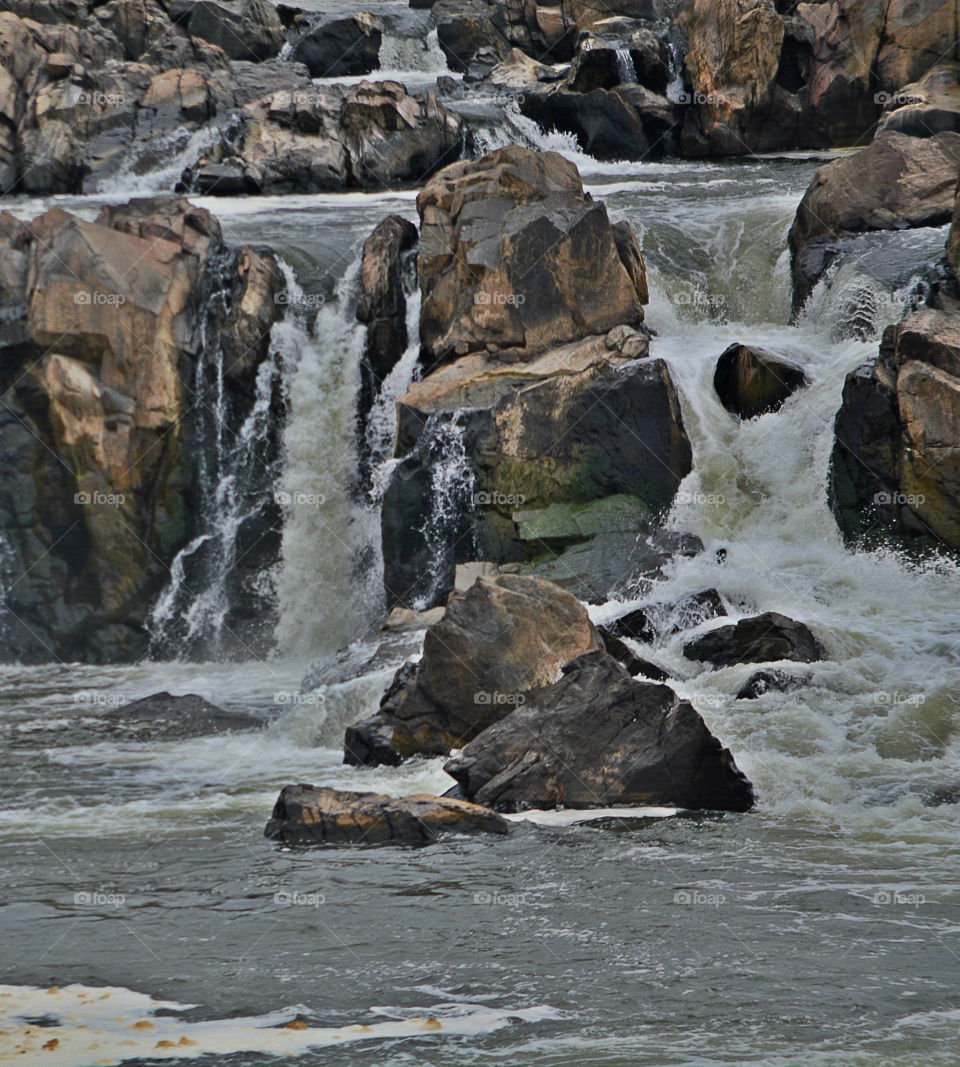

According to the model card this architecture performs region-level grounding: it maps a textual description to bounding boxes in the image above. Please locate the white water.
[94,122,226,196]
[614,47,636,84]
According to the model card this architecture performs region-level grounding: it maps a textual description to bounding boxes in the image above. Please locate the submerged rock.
[714,343,807,419]
[444,650,755,812]
[684,613,825,667]
[611,588,727,643]
[265,784,510,844]
[110,692,260,738]
[736,669,805,699]
[345,573,600,765]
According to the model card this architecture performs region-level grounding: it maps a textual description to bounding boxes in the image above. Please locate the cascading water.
[94,121,228,195]
[614,48,637,84]
[378,28,449,76]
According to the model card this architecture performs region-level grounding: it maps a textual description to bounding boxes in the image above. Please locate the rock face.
[714,343,807,419]
[382,147,692,610]
[265,784,510,845]
[831,305,960,549]
[683,613,825,667]
[0,198,282,663]
[173,0,286,61]
[417,146,647,364]
[291,14,382,77]
[444,650,755,812]
[344,573,601,765]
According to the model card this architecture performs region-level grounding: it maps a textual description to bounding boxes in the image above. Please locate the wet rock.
[683,612,825,667]
[265,784,510,844]
[0,198,282,663]
[417,145,647,364]
[344,573,601,765]
[736,669,805,699]
[291,13,382,77]
[444,649,755,812]
[612,588,727,643]
[714,343,807,418]
[876,64,960,139]
[830,306,960,548]
[174,0,285,62]
[598,626,671,680]
[109,692,260,738]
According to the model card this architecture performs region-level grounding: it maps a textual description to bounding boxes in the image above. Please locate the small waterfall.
[664,37,686,103]
[148,255,289,660]
[378,29,449,74]
[274,259,385,660]
[799,267,930,341]
[94,122,227,196]
[615,48,636,85]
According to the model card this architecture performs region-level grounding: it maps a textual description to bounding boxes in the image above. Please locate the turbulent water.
[3,74,960,1067]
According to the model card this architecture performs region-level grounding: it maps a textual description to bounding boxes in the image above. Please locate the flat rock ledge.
[264,784,510,845]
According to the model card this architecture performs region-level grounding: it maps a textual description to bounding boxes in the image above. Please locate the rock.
[291,13,382,77]
[382,342,693,608]
[417,145,647,364]
[683,612,825,667]
[443,650,755,812]
[344,573,601,765]
[949,175,960,281]
[736,669,805,699]
[0,198,282,663]
[598,626,671,679]
[176,0,285,61]
[108,692,260,738]
[789,130,960,306]
[877,64,960,138]
[830,306,960,548]
[612,588,727,643]
[436,5,510,74]
[265,784,510,844]
[714,343,807,418]
[384,605,446,631]
[488,48,560,89]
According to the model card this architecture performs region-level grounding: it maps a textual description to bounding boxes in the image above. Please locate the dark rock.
[714,343,807,418]
[344,573,601,764]
[598,626,671,680]
[265,784,510,844]
[177,0,285,61]
[291,14,382,77]
[109,691,260,738]
[684,612,825,667]
[736,669,805,699]
[444,650,755,812]
[612,588,726,642]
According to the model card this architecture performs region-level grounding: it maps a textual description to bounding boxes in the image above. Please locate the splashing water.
[94,122,227,196]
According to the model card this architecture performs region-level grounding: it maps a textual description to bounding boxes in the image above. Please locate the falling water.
[615,48,637,84]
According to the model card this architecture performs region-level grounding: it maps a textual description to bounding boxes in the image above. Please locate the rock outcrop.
[344,573,601,765]
[683,612,825,667]
[714,343,807,419]
[291,14,382,77]
[381,147,693,610]
[265,784,510,844]
[0,198,282,663]
[443,649,755,812]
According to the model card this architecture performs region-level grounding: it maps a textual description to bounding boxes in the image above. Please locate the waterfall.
[378,29,448,75]
[615,48,636,84]
[94,121,228,195]
[664,38,686,103]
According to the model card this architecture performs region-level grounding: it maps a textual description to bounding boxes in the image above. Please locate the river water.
[2,87,960,1067]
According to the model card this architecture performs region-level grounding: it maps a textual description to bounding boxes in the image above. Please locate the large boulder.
[265,784,510,844]
[830,305,960,549]
[109,692,260,739]
[714,343,807,419]
[173,0,285,61]
[291,14,382,78]
[417,145,647,365]
[0,199,283,663]
[683,612,825,667]
[443,650,755,812]
[344,573,601,764]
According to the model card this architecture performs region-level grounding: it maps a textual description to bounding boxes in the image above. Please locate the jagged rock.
[291,13,382,77]
[265,784,510,844]
[443,650,755,812]
[487,48,562,89]
[598,626,671,680]
[789,129,960,306]
[830,306,960,548]
[684,612,825,667]
[714,343,807,418]
[108,692,260,738]
[736,669,805,699]
[174,0,285,62]
[611,588,727,643]
[344,573,601,765]
[876,64,960,138]
[417,145,647,364]
[0,198,282,663]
